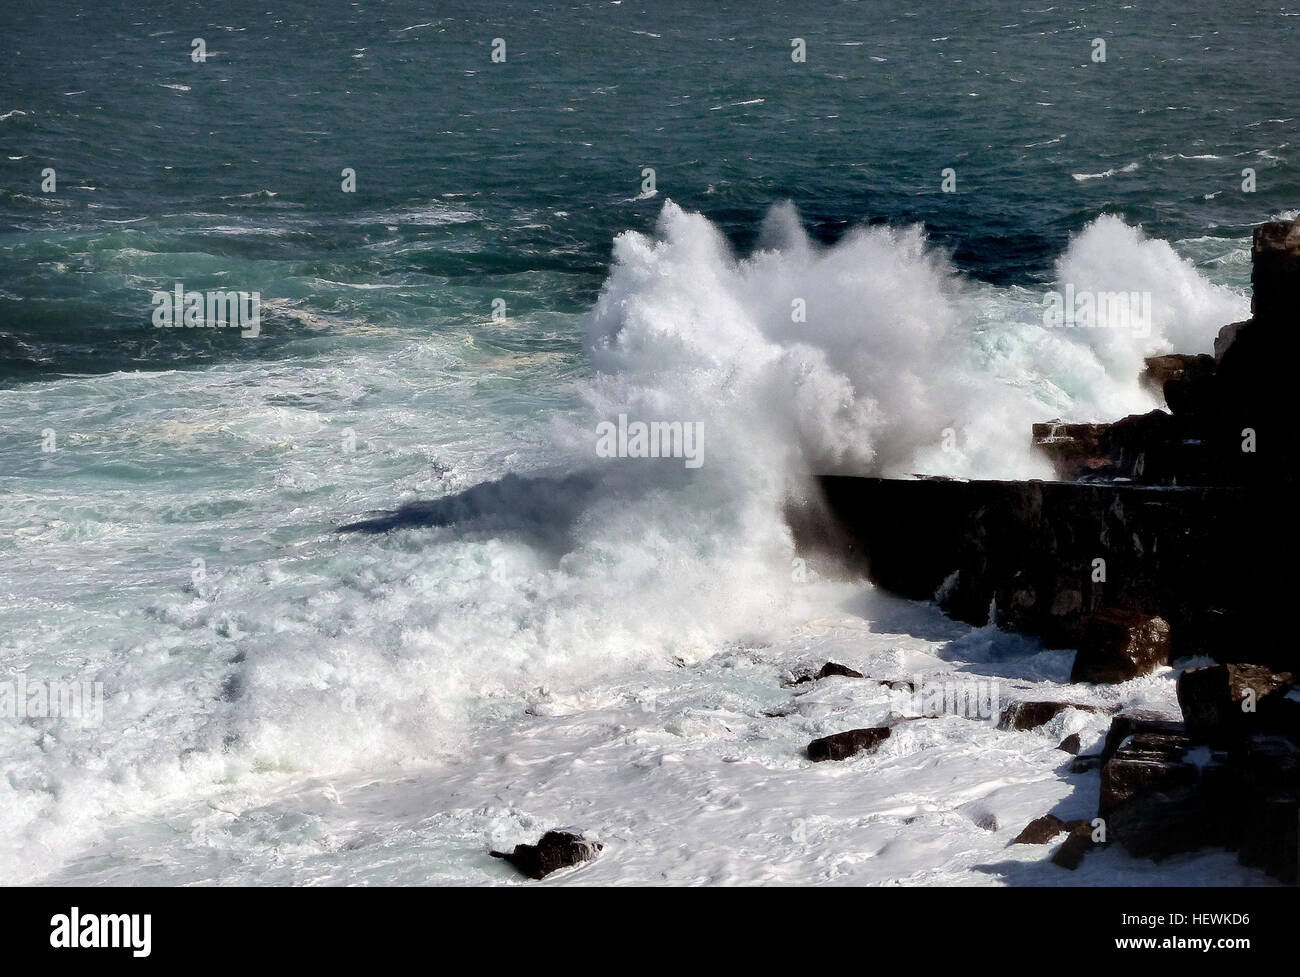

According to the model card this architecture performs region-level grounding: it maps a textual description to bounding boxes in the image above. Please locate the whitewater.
[2,201,1272,885]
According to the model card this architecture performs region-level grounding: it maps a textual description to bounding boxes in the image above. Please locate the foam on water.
[0,203,1251,883]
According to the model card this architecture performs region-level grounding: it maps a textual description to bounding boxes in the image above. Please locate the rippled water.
[0,0,1293,883]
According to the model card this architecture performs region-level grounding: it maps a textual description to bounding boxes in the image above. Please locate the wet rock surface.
[1013,814,1082,845]
[998,700,1104,731]
[1177,663,1294,745]
[790,661,865,685]
[798,214,1300,882]
[806,726,892,762]
[805,218,1300,679]
[1070,609,1171,684]
[1057,733,1082,755]
[1087,668,1300,882]
[490,831,602,880]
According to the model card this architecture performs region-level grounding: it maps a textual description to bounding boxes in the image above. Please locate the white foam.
[0,202,1252,883]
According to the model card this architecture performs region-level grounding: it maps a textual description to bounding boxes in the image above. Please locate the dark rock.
[1259,689,1300,743]
[1070,609,1171,684]
[490,830,602,880]
[1214,320,1248,363]
[807,726,891,762]
[1013,814,1070,844]
[1235,735,1300,883]
[1100,711,1186,766]
[1013,814,1092,849]
[1100,732,1196,815]
[1099,725,1213,860]
[1163,371,1218,420]
[789,661,866,685]
[973,811,998,832]
[1210,216,1300,486]
[816,661,864,680]
[1088,719,1298,878]
[999,700,1101,731]
[1139,353,1217,421]
[1248,216,1300,323]
[1052,821,1098,870]
[1069,753,1103,773]
[1177,663,1294,745]
[1239,795,1299,885]
[812,475,1292,672]
[1032,410,1212,484]
[1058,733,1082,754]
[1141,353,1215,398]
[811,478,1289,675]
[1031,420,1113,480]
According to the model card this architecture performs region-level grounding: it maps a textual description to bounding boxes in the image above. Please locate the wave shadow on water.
[335,471,609,556]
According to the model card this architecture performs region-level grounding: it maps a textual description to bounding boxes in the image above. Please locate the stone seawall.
[814,475,1293,679]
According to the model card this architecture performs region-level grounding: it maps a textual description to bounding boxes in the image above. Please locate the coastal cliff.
[801,214,1300,881]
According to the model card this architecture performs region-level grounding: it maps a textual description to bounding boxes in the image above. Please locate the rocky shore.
[800,214,1300,883]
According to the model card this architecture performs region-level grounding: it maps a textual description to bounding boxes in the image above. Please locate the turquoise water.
[0,0,1292,882]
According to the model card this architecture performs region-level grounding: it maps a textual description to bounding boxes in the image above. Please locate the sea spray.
[0,202,1249,884]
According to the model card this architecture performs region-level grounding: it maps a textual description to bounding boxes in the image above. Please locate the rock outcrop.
[813,475,1288,675]
[807,726,892,762]
[490,831,602,879]
[790,661,864,685]
[794,214,1300,881]
[998,700,1105,731]
[1070,609,1170,684]
[1032,217,1300,487]
[1177,664,1295,746]
[1084,664,1300,883]
[1013,813,1088,845]
[803,218,1300,679]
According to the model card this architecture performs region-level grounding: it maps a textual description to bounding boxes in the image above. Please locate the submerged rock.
[1012,814,1096,868]
[490,830,602,879]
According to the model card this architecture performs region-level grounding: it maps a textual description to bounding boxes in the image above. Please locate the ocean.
[0,0,1294,884]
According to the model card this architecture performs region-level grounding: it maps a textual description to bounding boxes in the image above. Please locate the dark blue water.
[1,0,1295,382]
